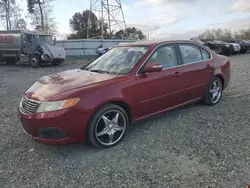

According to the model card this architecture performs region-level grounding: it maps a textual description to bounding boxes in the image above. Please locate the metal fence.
[56,39,137,57]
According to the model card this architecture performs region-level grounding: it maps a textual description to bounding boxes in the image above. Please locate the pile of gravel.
[0,55,250,188]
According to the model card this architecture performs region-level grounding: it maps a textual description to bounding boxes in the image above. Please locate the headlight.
[37,98,80,113]
[225,45,230,47]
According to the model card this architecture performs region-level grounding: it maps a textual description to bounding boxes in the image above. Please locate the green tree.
[114,27,146,40]
[68,10,109,39]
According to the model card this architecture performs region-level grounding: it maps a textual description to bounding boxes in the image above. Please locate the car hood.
[41,43,66,59]
[25,69,120,101]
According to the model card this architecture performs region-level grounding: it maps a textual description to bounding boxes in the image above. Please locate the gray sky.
[5,0,250,39]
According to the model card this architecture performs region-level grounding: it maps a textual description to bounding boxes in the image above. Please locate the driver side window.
[146,45,178,69]
[24,35,33,44]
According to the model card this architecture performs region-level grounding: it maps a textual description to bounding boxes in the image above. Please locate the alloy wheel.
[95,110,127,146]
[209,80,222,104]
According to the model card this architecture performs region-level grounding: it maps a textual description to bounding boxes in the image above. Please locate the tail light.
[225,58,231,68]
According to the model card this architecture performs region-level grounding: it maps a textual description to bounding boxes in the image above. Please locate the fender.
[32,51,42,56]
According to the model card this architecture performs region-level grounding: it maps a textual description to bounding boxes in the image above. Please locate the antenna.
[87,0,127,39]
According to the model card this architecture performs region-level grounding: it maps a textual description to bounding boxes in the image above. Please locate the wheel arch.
[32,51,42,56]
[214,74,225,89]
[110,100,132,122]
[89,99,132,124]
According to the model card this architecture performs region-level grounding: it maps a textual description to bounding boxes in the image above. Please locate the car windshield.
[34,35,54,46]
[83,46,149,74]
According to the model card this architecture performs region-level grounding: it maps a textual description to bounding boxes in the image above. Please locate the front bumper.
[233,46,241,52]
[18,106,89,145]
[41,54,65,62]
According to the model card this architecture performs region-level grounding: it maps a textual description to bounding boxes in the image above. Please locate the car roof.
[117,40,202,47]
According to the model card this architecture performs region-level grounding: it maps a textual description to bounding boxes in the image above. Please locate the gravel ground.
[0,54,250,188]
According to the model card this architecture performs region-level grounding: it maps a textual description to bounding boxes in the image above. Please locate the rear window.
[179,44,203,64]
[201,48,211,60]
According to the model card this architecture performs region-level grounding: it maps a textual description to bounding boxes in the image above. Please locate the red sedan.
[18,40,231,148]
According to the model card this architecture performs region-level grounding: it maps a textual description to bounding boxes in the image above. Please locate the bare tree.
[198,29,234,40]
[236,29,250,39]
[27,0,57,34]
[0,0,15,30]
[0,0,27,30]
[11,3,27,30]
[224,29,233,40]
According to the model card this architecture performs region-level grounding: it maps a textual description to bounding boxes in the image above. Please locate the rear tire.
[30,54,41,68]
[87,104,129,149]
[203,77,223,106]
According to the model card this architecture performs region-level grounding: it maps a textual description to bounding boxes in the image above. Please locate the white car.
[229,43,241,53]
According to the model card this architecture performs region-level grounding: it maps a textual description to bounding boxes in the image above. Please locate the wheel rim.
[31,58,37,65]
[95,110,127,146]
[209,80,222,103]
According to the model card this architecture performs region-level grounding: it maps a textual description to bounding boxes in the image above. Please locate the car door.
[23,34,35,54]
[134,44,187,119]
[175,43,214,103]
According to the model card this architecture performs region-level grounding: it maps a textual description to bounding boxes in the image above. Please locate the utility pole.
[87,0,126,39]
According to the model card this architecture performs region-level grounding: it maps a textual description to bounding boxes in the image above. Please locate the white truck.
[0,30,66,68]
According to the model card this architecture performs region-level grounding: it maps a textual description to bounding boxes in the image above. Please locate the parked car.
[201,41,222,54]
[18,40,231,148]
[226,39,250,54]
[0,30,66,68]
[189,38,221,54]
[213,40,241,54]
[200,39,233,56]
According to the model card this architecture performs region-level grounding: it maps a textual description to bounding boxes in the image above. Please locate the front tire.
[203,77,223,105]
[30,54,41,68]
[87,104,129,148]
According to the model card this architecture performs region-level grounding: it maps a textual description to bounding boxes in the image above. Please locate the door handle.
[206,64,212,69]
[173,72,182,77]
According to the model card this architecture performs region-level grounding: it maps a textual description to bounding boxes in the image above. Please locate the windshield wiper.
[89,69,110,74]
[80,66,88,70]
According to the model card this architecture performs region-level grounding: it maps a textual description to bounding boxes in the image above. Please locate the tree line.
[68,10,147,40]
[197,28,250,40]
[2,1,249,40]
[0,1,147,39]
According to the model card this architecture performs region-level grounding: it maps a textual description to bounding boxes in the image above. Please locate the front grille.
[21,97,40,114]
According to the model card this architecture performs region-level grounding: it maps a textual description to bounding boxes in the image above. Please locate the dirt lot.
[0,54,250,188]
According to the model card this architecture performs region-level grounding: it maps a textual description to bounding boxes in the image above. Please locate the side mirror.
[144,62,163,73]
